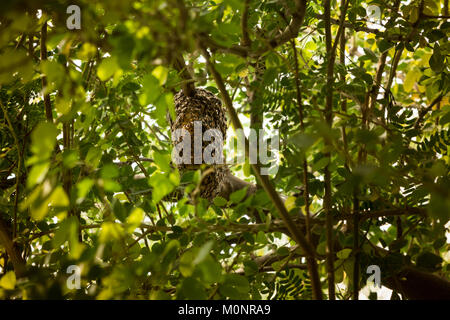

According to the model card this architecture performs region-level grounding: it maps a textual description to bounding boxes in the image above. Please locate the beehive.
[170,88,229,200]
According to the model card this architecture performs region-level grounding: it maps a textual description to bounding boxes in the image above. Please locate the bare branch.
[40,21,53,123]
[241,0,251,47]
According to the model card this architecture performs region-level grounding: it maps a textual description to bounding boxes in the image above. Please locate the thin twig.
[40,21,53,123]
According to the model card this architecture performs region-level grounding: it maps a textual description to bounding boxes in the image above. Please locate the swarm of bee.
[170,88,229,200]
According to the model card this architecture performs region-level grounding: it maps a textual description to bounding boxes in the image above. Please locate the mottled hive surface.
[171,88,229,200]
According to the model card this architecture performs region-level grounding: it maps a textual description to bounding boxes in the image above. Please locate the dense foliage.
[0,0,449,300]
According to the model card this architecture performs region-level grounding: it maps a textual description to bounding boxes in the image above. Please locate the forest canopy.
[0,0,449,300]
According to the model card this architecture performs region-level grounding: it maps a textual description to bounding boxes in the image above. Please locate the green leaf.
[77,178,94,203]
[317,241,326,255]
[404,69,420,92]
[243,260,259,276]
[409,6,419,23]
[27,162,50,188]
[126,207,144,231]
[198,256,222,284]
[77,43,97,60]
[276,246,290,256]
[0,271,16,290]
[152,66,168,85]
[97,57,120,81]
[377,39,394,53]
[100,164,119,179]
[335,262,344,283]
[213,196,227,207]
[336,248,352,260]
[290,132,316,149]
[225,274,249,291]
[284,196,296,212]
[440,111,450,126]
[31,186,69,221]
[99,221,124,243]
[31,122,58,158]
[161,239,180,270]
[62,150,78,169]
[424,0,439,15]
[243,160,251,177]
[85,147,102,169]
[256,231,267,244]
[271,260,285,272]
[389,239,408,251]
[429,45,444,73]
[41,60,65,88]
[153,151,171,172]
[416,252,443,271]
[140,74,161,105]
[53,216,79,247]
[48,186,69,207]
[179,250,196,277]
[104,179,122,192]
[219,274,250,298]
[179,277,207,300]
[149,172,175,203]
[312,157,330,172]
[193,240,214,265]
[428,192,450,222]
[55,97,72,115]
[363,48,378,62]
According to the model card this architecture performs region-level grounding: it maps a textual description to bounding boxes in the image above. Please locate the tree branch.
[40,21,53,123]
[198,0,308,58]
[0,215,26,277]
[240,0,251,47]
[335,207,427,221]
[413,94,444,130]
[172,53,195,97]
[256,0,308,55]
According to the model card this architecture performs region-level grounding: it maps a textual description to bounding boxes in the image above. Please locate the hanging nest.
[170,88,229,200]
